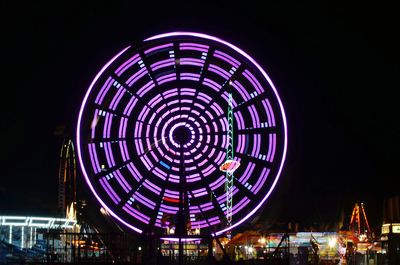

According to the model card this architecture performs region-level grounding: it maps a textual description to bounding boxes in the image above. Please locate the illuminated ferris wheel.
[76,32,287,237]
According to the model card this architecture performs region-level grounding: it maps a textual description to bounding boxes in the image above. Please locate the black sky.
[1,1,399,231]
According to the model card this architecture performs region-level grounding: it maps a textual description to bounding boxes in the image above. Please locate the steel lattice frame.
[225,93,234,228]
[77,32,287,236]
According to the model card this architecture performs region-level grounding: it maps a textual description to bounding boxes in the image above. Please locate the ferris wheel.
[76,32,287,237]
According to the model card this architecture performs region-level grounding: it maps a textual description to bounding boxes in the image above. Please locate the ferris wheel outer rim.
[76,45,144,234]
[76,31,288,236]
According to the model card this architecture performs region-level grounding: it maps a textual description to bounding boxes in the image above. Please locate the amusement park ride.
[336,202,374,260]
[219,92,240,237]
[349,202,372,241]
[58,138,77,220]
[76,32,287,262]
[341,202,373,252]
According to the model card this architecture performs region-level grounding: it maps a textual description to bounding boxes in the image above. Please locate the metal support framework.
[225,93,234,228]
[349,202,372,239]
[58,139,77,217]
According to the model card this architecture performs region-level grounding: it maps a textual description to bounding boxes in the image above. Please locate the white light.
[0,216,76,228]
[138,246,142,251]
[21,227,24,249]
[328,237,337,248]
[9,226,12,244]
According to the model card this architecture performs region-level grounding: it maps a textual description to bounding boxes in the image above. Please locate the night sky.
[1,1,399,232]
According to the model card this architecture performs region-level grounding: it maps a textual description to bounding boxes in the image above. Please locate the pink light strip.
[231,197,250,216]
[153,167,166,180]
[251,168,270,194]
[115,53,140,76]
[214,50,240,68]
[164,189,179,198]
[127,162,142,182]
[156,73,176,84]
[126,67,148,87]
[208,64,231,80]
[137,81,156,97]
[159,206,178,214]
[202,78,221,92]
[238,162,255,184]
[123,96,137,116]
[209,175,225,191]
[109,87,125,110]
[198,92,212,101]
[103,113,109,138]
[264,98,276,126]
[144,179,161,193]
[236,134,243,154]
[123,204,150,224]
[144,43,173,54]
[138,105,150,121]
[148,94,162,107]
[88,143,101,174]
[243,70,264,93]
[270,133,276,162]
[150,58,175,71]
[114,169,131,192]
[118,141,127,161]
[250,105,260,128]
[234,111,245,130]
[99,178,121,204]
[232,80,250,101]
[95,77,113,104]
[180,72,201,81]
[133,192,156,210]
[180,58,205,67]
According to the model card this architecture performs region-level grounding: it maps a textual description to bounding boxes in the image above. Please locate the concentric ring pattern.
[77,32,287,235]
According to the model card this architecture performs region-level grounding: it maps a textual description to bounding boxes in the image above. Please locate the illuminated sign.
[0,216,77,228]
[392,224,400,234]
[381,224,390,234]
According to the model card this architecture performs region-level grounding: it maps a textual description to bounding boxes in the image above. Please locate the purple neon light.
[115,53,140,76]
[243,70,264,94]
[95,77,113,104]
[214,50,240,67]
[77,45,146,234]
[208,64,232,80]
[160,237,202,242]
[88,143,100,174]
[78,32,287,236]
[180,58,205,67]
[100,177,121,204]
[143,32,287,235]
[127,67,148,87]
[109,86,125,110]
[144,43,173,54]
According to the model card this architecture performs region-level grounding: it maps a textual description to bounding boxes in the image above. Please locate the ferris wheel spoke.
[186,189,218,235]
[198,46,215,84]
[196,171,229,224]
[147,178,169,231]
[234,152,274,167]
[117,170,148,207]
[232,176,257,200]
[138,51,160,87]
[232,92,268,112]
